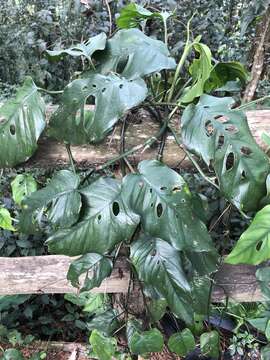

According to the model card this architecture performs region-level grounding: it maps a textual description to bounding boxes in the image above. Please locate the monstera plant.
[1,3,269,358]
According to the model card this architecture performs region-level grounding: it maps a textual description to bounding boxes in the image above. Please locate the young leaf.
[126,320,164,355]
[123,160,214,252]
[98,29,176,79]
[46,177,140,256]
[67,253,113,291]
[22,170,81,229]
[181,95,269,212]
[168,328,196,356]
[11,174,37,206]
[89,329,117,360]
[200,331,220,359]
[0,77,45,167]
[46,33,106,61]
[116,3,155,28]
[226,205,270,265]
[0,208,15,231]
[49,73,147,144]
[181,43,213,103]
[130,234,193,323]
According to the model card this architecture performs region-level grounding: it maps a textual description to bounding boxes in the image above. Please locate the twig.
[37,87,63,95]
[237,95,270,110]
[104,0,112,36]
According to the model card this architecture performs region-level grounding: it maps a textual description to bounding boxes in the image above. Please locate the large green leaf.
[181,43,213,103]
[181,95,269,212]
[168,328,196,356]
[86,309,119,336]
[11,174,37,206]
[67,253,113,291]
[116,3,155,28]
[126,320,164,355]
[46,33,106,61]
[89,330,117,360]
[22,170,81,229]
[46,177,140,256]
[98,29,176,79]
[130,234,193,323]
[49,73,147,144]
[123,160,214,252]
[226,205,270,265]
[200,331,220,359]
[0,77,45,167]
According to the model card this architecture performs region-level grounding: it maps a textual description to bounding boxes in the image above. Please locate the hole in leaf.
[209,159,214,172]
[102,88,106,93]
[92,84,97,88]
[149,188,153,193]
[160,186,167,191]
[217,135,224,149]
[225,124,238,134]
[150,203,154,207]
[112,202,120,216]
[215,178,219,186]
[116,56,129,73]
[10,124,16,135]
[215,115,228,123]
[203,105,209,109]
[0,116,6,124]
[256,240,263,251]
[240,146,252,156]
[241,170,246,180]
[119,84,124,89]
[151,250,157,257]
[225,152,235,171]
[97,214,102,222]
[156,203,163,217]
[82,85,88,91]
[181,199,186,203]
[205,120,214,137]
[172,186,181,193]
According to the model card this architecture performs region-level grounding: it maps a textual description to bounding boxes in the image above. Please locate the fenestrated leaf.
[130,234,193,323]
[181,95,269,212]
[98,29,176,80]
[49,73,147,144]
[126,320,164,355]
[200,331,220,359]
[168,328,196,356]
[205,61,249,93]
[46,177,140,256]
[67,253,113,291]
[123,160,214,252]
[46,33,106,61]
[22,170,81,229]
[181,43,213,103]
[0,77,45,167]
[11,174,37,206]
[226,205,270,265]
[89,329,117,360]
[0,208,15,231]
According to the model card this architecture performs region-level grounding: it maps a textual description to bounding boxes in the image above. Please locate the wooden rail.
[0,255,263,302]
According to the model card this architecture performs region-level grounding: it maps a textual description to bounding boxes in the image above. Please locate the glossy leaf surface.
[182,95,269,211]
[89,329,117,360]
[47,177,140,256]
[0,77,45,167]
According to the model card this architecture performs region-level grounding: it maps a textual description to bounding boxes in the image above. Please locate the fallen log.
[24,108,270,168]
[0,255,263,302]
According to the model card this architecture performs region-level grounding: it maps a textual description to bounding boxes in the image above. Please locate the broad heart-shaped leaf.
[168,328,196,356]
[116,3,155,28]
[67,253,113,291]
[226,205,270,265]
[89,329,117,360]
[0,208,15,231]
[46,177,140,256]
[11,174,37,206]
[49,73,147,144]
[126,320,164,355]
[22,170,81,229]
[181,43,213,103]
[98,28,176,80]
[200,331,220,359]
[205,61,249,93]
[181,95,270,212]
[46,33,106,61]
[123,160,214,252]
[0,77,45,167]
[130,235,193,323]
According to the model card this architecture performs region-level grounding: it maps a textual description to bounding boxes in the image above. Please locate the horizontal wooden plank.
[0,255,263,302]
[24,108,270,168]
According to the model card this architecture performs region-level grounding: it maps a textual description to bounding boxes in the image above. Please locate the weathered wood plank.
[23,109,270,168]
[0,255,263,302]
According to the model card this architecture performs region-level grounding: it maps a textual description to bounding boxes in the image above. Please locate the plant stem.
[168,125,219,190]
[65,143,76,175]
[162,15,168,47]
[167,17,193,102]
[37,87,63,95]
[237,95,270,110]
